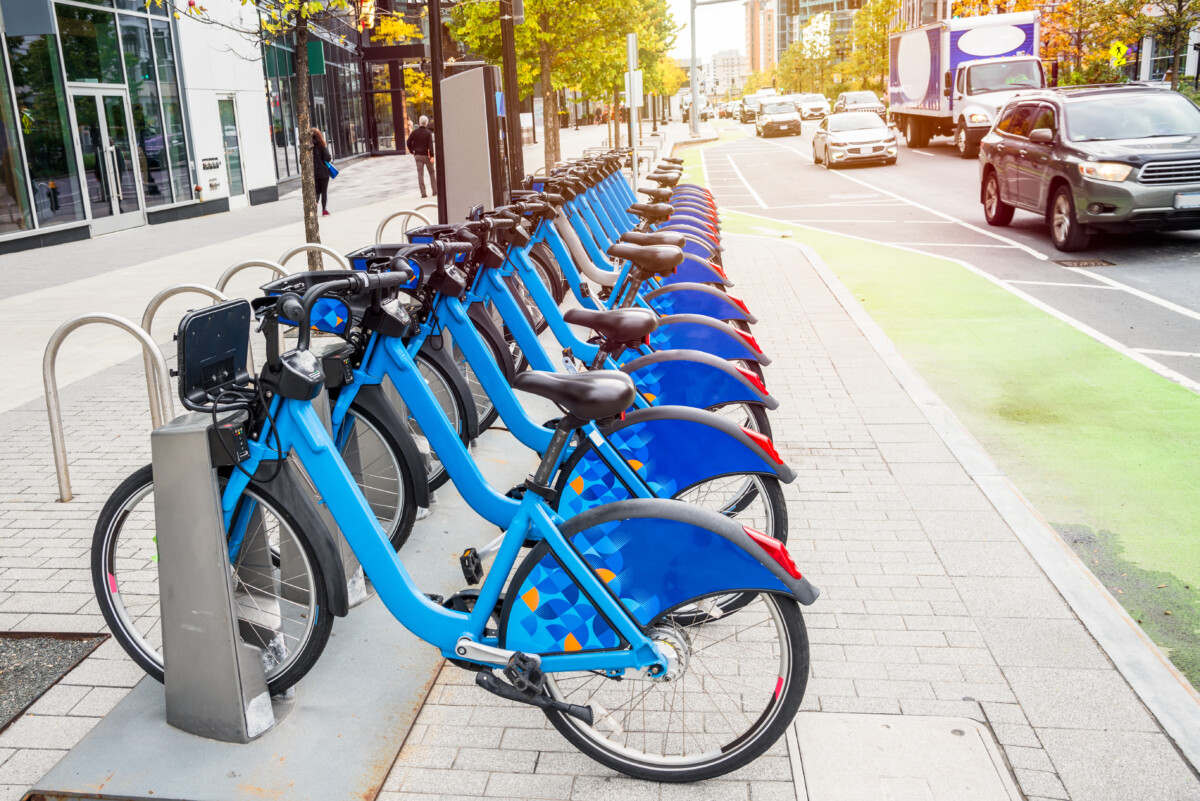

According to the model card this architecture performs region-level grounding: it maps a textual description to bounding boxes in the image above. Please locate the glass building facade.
[0,0,193,241]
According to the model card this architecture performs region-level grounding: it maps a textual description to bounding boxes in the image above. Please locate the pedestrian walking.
[406,115,436,198]
[311,127,332,216]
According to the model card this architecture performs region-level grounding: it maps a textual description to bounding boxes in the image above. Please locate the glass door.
[217,98,244,196]
[71,90,145,234]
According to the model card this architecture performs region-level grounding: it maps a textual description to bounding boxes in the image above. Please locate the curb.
[727,231,1200,774]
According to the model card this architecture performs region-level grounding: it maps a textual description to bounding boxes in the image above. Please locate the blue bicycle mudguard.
[346,384,431,509]
[649,314,771,366]
[659,254,730,287]
[500,500,819,654]
[644,282,757,324]
[621,349,777,411]
[553,405,795,518]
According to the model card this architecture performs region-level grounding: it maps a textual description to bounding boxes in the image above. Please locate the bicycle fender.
[419,335,481,442]
[499,500,819,654]
[658,254,731,287]
[251,460,350,617]
[621,349,777,410]
[649,314,771,366]
[644,282,757,323]
[552,405,795,519]
[351,384,431,509]
[679,235,720,265]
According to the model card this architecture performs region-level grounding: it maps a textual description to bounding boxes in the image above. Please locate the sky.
[666,0,747,63]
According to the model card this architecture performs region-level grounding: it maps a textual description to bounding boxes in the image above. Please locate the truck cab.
[949,57,1045,154]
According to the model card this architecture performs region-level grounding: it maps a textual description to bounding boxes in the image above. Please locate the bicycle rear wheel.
[544,592,808,782]
[341,400,419,549]
[384,353,470,490]
[91,465,333,695]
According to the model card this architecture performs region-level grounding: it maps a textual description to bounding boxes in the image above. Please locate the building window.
[55,3,125,84]
[5,34,85,228]
[150,19,192,202]
[119,16,171,205]
[0,44,34,232]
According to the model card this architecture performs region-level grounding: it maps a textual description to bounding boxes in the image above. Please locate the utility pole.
[428,0,447,222]
[689,0,744,138]
[499,0,524,189]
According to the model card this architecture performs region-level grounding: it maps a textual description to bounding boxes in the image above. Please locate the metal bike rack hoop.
[141,283,255,377]
[43,314,173,502]
[215,259,289,293]
[375,209,432,245]
[278,243,351,271]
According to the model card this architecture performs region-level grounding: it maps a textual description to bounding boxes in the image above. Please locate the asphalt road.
[705,122,1200,386]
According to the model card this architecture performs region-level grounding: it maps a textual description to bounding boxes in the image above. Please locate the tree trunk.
[538,28,560,168]
[295,19,322,271]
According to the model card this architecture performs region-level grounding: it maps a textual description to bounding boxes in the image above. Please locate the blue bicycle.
[93,267,818,782]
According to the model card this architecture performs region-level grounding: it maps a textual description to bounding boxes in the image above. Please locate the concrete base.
[793,713,1022,801]
[24,422,539,801]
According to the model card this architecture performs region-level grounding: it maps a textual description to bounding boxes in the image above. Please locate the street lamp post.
[688,0,742,138]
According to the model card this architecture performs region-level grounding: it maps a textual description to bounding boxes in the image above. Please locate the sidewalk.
[3,131,1197,799]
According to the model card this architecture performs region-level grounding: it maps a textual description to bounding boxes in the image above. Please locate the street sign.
[1110,41,1128,67]
[625,69,644,107]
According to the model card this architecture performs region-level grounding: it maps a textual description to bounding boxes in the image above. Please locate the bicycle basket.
[176,299,252,411]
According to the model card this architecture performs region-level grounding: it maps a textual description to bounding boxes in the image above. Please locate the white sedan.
[812,112,898,168]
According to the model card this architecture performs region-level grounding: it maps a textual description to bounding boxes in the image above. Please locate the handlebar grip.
[278,292,305,324]
[370,268,414,288]
[438,241,476,255]
[489,216,517,230]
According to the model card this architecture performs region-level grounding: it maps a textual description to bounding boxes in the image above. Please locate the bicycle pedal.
[460,548,484,585]
[504,652,546,696]
[425,593,445,605]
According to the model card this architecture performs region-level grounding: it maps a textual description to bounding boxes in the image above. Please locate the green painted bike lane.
[675,132,1200,684]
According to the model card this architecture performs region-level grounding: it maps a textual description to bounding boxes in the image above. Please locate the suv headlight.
[1079,162,1133,182]
[967,112,990,124]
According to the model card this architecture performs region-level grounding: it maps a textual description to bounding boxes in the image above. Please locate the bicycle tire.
[451,310,516,431]
[706,401,772,442]
[543,592,809,782]
[388,353,471,491]
[91,464,333,695]
[529,242,568,305]
[343,399,419,549]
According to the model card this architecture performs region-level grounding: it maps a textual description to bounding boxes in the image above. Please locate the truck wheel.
[1050,185,1091,252]
[956,122,979,158]
[983,170,1014,227]
[905,117,928,148]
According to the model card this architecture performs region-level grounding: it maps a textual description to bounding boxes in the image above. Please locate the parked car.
[834,90,886,116]
[756,101,803,137]
[798,93,831,119]
[979,85,1200,252]
[812,111,898,167]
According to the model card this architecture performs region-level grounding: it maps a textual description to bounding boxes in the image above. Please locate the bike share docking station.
[26,299,545,801]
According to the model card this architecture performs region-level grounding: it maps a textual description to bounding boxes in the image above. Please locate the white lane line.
[699,147,711,188]
[727,155,768,208]
[909,149,935,157]
[754,136,1051,261]
[1065,267,1200,324]
[1007,280,1119,289]
[1136,348,1200,358]
[884,242,1016,248]
[726,208,1200,396]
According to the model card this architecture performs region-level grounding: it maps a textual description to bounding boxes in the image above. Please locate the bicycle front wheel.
[91,465,333,695]
[544,592,809,782]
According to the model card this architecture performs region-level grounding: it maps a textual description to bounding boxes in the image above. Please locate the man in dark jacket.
[406,116,436,198]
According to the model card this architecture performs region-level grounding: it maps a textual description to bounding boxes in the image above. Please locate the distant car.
[798,93,831,119]
[756,101,803,137]
[812,111,898,167]
[979,84,1200,252]
[834,90,886,116]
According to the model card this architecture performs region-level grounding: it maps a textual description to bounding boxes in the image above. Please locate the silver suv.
[979,85,1200,251]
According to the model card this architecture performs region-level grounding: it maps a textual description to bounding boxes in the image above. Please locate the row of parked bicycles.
[89,148,819,782]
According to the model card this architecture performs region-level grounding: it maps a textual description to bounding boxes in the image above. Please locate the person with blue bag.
[311,127,335,216]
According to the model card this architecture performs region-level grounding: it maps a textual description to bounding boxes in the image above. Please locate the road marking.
[699,148,711,188]
[909,150,935,157]
[1136,348,1200,358]
[883,242,1017,248]
[725,208,1200,396]
[1007,280,1120,289]
[1065,267,1200,324]
[751,136,1052,261]
[727,155,768,208]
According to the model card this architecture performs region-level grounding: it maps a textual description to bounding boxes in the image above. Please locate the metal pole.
[499,0,525,190]
[689,0,700,137]
[428,0,448,222]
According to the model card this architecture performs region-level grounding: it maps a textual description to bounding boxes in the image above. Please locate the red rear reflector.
[735,365,768,395]
[744,526,802,580]
[738,330,763,353]
[741,427,784,465]
[728,294,751,315]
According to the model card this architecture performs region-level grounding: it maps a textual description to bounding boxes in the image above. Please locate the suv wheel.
[1050,185,1091,252]
[956,122,979,159]
[982,170,1014,227]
